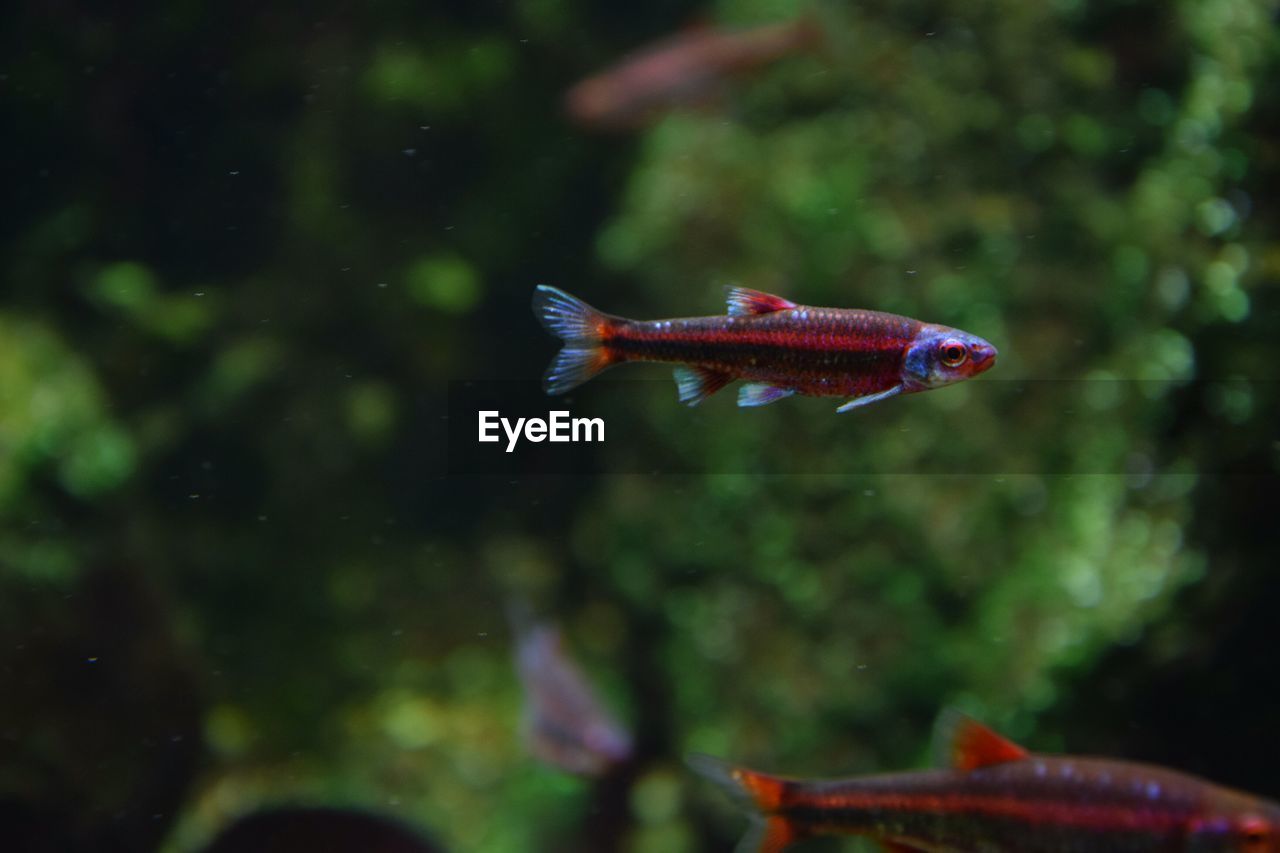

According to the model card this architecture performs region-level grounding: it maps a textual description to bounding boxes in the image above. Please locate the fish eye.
[1240,816,1270,848]
[939,340,968,368]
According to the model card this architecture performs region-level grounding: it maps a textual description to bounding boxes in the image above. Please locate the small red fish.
[511,610,633,777]
[564,18,824,131]
[690,710,1280,852]
[532,285,996,412]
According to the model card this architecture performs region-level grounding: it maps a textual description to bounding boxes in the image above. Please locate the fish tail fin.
[736,818,799,853]
[793,12,827,51]
[687,754,800,853]
[532,285,619,394]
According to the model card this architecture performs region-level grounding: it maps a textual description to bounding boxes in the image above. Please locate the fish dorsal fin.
[934,709,1029,771]
[726,286,796,316]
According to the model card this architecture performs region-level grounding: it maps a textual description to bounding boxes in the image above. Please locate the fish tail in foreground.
[687,754,800,853]
[531,285,620,394]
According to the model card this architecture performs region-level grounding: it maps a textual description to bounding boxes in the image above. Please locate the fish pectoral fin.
[725,286,797,316]
[932,708,1030,771]
[673,366,733,406]
[835,385,902,413]
[738,383,795,408]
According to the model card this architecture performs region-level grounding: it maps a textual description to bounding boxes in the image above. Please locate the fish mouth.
[969,343,998,374]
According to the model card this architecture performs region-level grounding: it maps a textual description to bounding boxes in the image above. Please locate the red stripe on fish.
[785,779,1193,831]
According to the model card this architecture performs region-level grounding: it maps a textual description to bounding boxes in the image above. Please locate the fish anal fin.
[835,385,902,412]
[738,383,795,408]
[879,841,928,853]
[726,286,797,316]
[674,366,732,406]
[934,709,1029,771]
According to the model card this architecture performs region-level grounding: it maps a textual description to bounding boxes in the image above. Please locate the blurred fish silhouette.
[533,285,997,412]
[510,606,633,777]
[564,17,824,131]
[690,710,1280,852]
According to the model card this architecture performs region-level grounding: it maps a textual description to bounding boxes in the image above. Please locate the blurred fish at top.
[564,16,825,131]
[510,605,633,777]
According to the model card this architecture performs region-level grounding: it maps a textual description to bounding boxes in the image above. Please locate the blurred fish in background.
[509,604,634,777]
[564,15,825,131]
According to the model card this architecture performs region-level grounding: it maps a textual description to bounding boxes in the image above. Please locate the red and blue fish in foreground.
[690,710,1280,852]
[533,286,997,412]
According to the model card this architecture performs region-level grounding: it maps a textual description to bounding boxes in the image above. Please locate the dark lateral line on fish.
[785,792,1191,834]
[606,335,906,364]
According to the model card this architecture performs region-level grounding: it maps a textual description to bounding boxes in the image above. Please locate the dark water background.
[2,1,1279,851]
